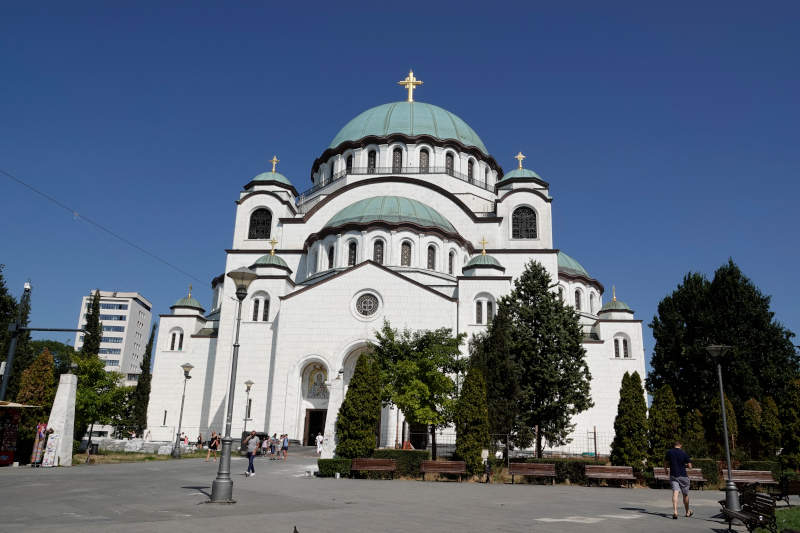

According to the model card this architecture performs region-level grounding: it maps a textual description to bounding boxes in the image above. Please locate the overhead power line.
[1,167,205,284]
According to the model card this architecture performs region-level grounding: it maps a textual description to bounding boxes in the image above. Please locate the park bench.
[585,465,635,487]
[508,463,556,485]
[722,470,778,487]
[653,467,707,489]
[419,460,466,481]
[350,458,397,479]
[721,490,777,533]
[772,478,800,506]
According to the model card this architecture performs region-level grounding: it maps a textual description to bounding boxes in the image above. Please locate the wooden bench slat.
[721,469,777,484]
[350,458,397,478]
[585,465,635,486]
[508,463,556,485]
[419,460,466,481]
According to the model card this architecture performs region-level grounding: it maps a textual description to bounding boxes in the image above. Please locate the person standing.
[30,423,47,467]
[315,432,324,455]
[281,434,289,461]
[206,432,220,462]
[665,440,693,519]
[244,430,260,476]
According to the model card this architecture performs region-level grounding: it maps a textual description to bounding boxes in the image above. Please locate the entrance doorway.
[304,409,327,446]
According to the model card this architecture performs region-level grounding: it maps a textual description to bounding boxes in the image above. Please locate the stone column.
[46,373,77,466]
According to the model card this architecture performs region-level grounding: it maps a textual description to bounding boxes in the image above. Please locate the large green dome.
[329,102,488,155]
[325,196,456,233]
[557,251,591,278]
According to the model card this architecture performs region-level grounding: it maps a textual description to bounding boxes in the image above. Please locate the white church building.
[146,72,645,456]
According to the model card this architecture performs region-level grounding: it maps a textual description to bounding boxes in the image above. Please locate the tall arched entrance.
[300,362,329,446]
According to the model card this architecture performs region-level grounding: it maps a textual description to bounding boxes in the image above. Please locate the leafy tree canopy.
[648,384,680,466]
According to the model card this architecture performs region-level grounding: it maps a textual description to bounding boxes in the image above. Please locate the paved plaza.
[0,450,756,532]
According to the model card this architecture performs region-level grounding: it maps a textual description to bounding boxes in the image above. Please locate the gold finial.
[188,284,192,298]
[269,237,278,256]
[398,70,423,102]
[515,152,526,170]
[270,155,279,173]
[479,237,489,255]
[612,285,616,301]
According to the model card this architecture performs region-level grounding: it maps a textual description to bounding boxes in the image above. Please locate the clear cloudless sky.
[2,1,798,372]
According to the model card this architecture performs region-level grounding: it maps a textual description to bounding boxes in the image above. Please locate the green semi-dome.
[600,298,633,313]
[329,102,488,155]
[251,171,293,187]
[496,167,544,185]
[171,295,204,311]
[325,196,456,234]
[557,251,591,278]
[251,253,291,272]
[464,254,504,270]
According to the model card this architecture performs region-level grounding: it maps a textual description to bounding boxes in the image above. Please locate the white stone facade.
[146,96,645,456]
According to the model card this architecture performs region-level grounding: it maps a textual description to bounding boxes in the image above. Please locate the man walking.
[665,440,693,519]
[244,431,260,477]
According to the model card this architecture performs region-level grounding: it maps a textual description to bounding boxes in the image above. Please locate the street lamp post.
[243,380,254,433]
[210,266,257,504]
[706,344,739,512]
[172,362,194,458]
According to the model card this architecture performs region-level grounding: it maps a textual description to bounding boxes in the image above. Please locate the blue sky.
[2,2,798,369]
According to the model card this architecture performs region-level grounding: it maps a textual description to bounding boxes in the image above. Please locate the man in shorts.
[665,440,693,519]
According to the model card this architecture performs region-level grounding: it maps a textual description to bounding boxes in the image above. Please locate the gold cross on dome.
[515,152,526,169]
[398,70,423,102]
[612,285,616,301]
[188,284,192,298]
[270,155,279,173]
[479,237,489,255]
[269,237,278,256]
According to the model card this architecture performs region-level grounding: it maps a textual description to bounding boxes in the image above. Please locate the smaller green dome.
[497,167,543,185]
[325,196,456,234]
[172,296,204,311]
[464,254,504,270]
[252,171,293,187]
[557,251,591,278]
[251,253,291,271]
[599,299,633,313]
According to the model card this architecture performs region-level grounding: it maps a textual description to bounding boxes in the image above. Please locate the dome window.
[575,289,582,311]
[401,242,412,266]
[467,160,474,182]
[327,245,335,269]
[248,208,272,240]
[373,240,384,265]
[427,245,436,270]
[368,150,377,173]
[392,148,402,173]
[448,251,455,275]
[170,329,184,351]
[511,206,537,239]
[346,155,353,174]
[484,167,489,183]
[419,149,429,173]
[348,241,357,266]
[445,153,455,176]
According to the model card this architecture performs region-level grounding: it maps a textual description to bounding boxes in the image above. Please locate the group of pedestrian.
[242,431,291,477]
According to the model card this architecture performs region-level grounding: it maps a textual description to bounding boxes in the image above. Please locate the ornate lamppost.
[210,266,257,503]
[243,380,254,433]
[172,362,194,458]
[706,344,739,512]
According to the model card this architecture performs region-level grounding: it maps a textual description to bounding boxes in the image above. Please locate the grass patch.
[72,450,207,465]
[756,506,800,532]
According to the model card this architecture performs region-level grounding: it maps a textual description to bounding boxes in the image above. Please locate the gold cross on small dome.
[515,152,526,169]
[612,285,617,301]
[188,284,192,298]
[479,237,489,255]
[270,155,279,173]
[398,70,423,102]
[269,238,278,256]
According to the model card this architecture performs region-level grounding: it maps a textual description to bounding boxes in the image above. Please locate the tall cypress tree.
[610,371,648,472]
[335,353,381,459]
[454,365,490,475]
[760,397,781,459]
[706,392,738,458]
[132,324,156,434]
[648,384,680,467]
[739,398,762,460]
[682,409,708,458]
[81,290,102,357]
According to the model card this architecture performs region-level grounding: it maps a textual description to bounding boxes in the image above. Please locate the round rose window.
[355,293,379,316]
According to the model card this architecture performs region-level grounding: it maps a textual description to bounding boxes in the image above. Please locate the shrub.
[524,457,603,485]
[740,460,781,480]
[372,449,430,476]
[317,458,351,478]
[691,458,720,485]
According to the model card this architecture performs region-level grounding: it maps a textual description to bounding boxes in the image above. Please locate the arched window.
[467,160,474,182]
[448,251,455,275]
[392,148,402,173]
[373,240,384,265]
[248,208,272,239]
[427,245,436,270]
[614,339,620,358]
[419,149,429,173]
[475,301,483,324]
[252,299,260,321]
[474,294,495,325]
[401,242,411,266]
[445,153,455,176]
[170,329,184,351]
[511,206,537,239]
[623,339,630,358]
[484,167,489,183]
[575,290,582,311]
[262,297,270,321]
[590,293,595,314]
[558,287,564,299]
[348,241,357,266]
[327,245,334,269]
[486,301,494,323]
[329,161,336,181]
[346,155,353,173]
[367,150,377,173]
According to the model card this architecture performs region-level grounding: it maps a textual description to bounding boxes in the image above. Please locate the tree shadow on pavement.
[182,485,211,498]
[620,507,735,531]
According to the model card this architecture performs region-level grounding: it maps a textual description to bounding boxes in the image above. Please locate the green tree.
[469,309,519,439]
[706,393,738,458]
[372,321,464,459]
[109,386,137,438]
[779,379,800,470]
[15,349,56,457]
[647,261,799,421]
[74,352,123,447]
[739,398,762,460]
[454,365,489,475]
[610,371,648,472]
[682,409,708,458]
[131,324,156,434]
[29,340,77,386]
[760,397,781,459]
[648,384,680,467]
[492,260,592,457]
[335,353,382,458]
[81,290,102,357]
